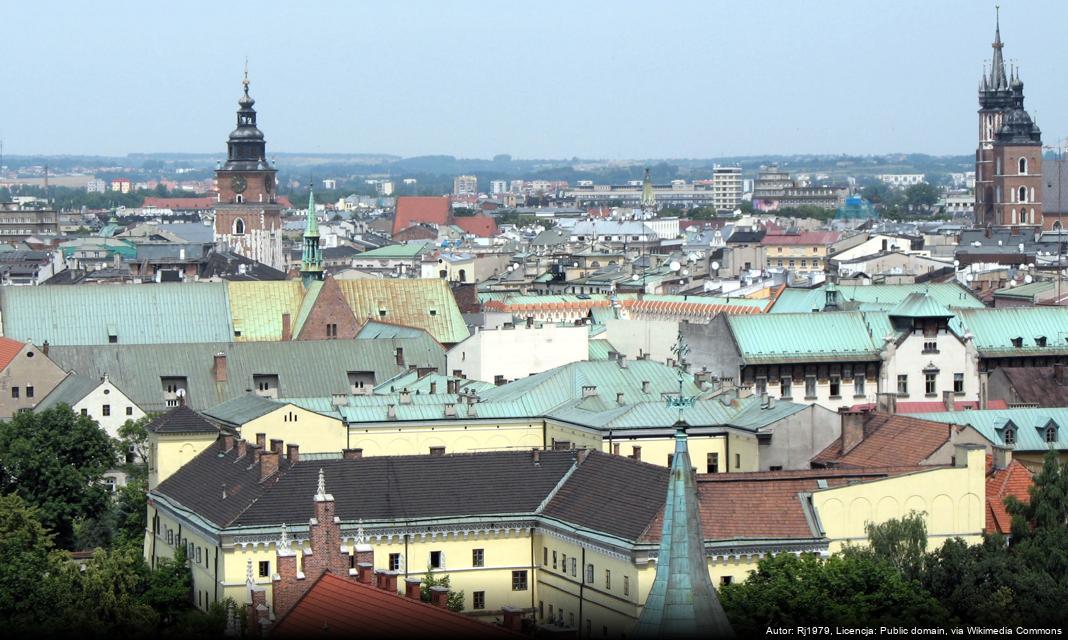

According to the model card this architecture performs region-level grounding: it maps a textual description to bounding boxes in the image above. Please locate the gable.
[296,277,360,341]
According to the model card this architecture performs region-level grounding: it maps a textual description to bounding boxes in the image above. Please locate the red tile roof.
[812,413,958,468]
[454,215,499,238]
[850,400,1009,413]
[271,572,516,638]
[483,298,761,316]
[142,196,216,210]
[0,337,25,371]
[393,196,450,235]
[985,457,1033,535]
[760,231,841,246]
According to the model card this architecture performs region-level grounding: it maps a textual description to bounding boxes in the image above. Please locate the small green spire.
[300,188,323,286]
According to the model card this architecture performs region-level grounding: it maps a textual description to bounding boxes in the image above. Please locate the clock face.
[230,175,247,194]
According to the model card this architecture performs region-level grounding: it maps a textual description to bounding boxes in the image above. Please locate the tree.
[1007,448,1068,537]
[905,182,940,209]
[420,567,465,612]
[61,547,158,635]
[142,546,193,626]
[849,510,928,580]
[0,406,118,549]
[0,494,70,631]
[118,415,154,477]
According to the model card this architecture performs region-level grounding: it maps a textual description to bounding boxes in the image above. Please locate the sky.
[2,0,1066,159]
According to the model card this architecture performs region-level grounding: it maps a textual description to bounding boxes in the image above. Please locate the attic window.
[1044,421,1059,444]
[1035,336,1047,347]
[429,309,438,316]
[378,309,387,317]
[1011,337,1023,348]
[1003,423,1017,445]
[234,330,242,338]
[109,334,118,344]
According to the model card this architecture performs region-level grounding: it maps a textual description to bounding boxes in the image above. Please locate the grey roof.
[46,336,446,413]
[202,394,288,427]
[33,374,101,412]
[147,405,219,434]
[1044,158,1068,215]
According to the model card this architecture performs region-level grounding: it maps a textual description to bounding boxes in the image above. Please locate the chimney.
[993,445,1013,470]
[526,316,534,328]
[532,449,540,466]
[356,563,374,584]
[876,392,897,415]
[942,390,955,412]
[213,352,228,382]
[377,572,399,594]
[444,403,457,417]
[617,353,627,369]
[250,444,263,464]
[404,578,422,600]
[286,443,300,463]
[1056,363,1068,386]
[642,380,651,393]
[222,434,235,451]
[331,394,349,407]
[387,404,396,420]
[840,408,867,454]
[236,439,248,460]
[41,340,49,356]
[576,448,590,465]
[501,606,523,632]
[666,358,675,369]
[270,438,284,455]
[260,450,280,481]
[282,312,292,341]
[581,385,597,398]
[256,433,267,450]
[616,392,625,405]
[767,395,776,409]
[395,347,405,366]
[446,379,457,394]
[342,448,363,460]
[429,585,449,608]
[429,381,437,394]
[399,390,412,405]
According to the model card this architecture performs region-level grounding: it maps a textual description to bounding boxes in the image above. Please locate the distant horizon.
[4,0,1067,158]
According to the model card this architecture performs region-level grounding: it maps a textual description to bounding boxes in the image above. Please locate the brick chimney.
[501,606,523,632]
[281,312,292,341]
[256,433,267,450]
[222,434,235,452]
[395,347,405,366]
[270,439,284,455]
[532,449,540,466]
[272,524,302,621]
[213,352,228,382]
[429,585,449,607]
[356,563,374,584]
[260,450,280,481]
[399,390,412,405]
[41,340,49,356]
[840,408,868,454]
[576,448,590,465]
[404,578,422,600]
[429,381,437,394]
[236,439,248,460]
[876,392,897,415]
[342,448,363,460]
[286,443,299,463]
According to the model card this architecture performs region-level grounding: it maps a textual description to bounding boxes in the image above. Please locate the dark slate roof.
[994,367,1068,407]
[155,443,577,528]
[147,405,220,434]
[726,228,765,243]
[541,451,668,541]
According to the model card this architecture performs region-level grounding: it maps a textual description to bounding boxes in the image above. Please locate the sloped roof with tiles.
[453,215,498,238]
[991,367,1068,407]
[811,413,963,468]
[335,279,469,344]
[761,231,840,246]
[146,406,219,434]
[907,408,1068,452]
[201,394,297,428]
[0,283,233,345]
[768,283,983,314]
[0,337,25,370]
[985,458,1033,534]
[271,572,516,638]
[392,196,450,235]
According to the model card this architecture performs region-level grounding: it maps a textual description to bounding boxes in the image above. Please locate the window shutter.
[440,550,446,569]
[399,554,405,572]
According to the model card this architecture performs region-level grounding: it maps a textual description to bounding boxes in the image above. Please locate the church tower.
[213,66,285,269]
[300,189,323,286]
[975,10,1043,229]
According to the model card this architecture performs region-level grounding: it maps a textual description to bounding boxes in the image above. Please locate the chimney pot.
[286,443,299,463]
[357,563,374,584]
[270,438,284,455]
[404,578,422,600]
[222,434,235,451]
[259,450,280,481]
[256,433,267,450]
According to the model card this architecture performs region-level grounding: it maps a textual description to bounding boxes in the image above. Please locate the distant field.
[0,176,92,188]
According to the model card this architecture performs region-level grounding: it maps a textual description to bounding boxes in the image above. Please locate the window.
[512,570,528,591]
[109,335,118,344]
[102,404,111,416]
[326,323,337,338]
[10,386,18,399]
[539,601,544,619]
[586,564,594,584]
[25,386,33,399]
[81,408,88,416]
[548,604,554,620]
[473,591,485,610]
[552,550,557,569]
[605,569,611,590]
[735,453,740,469]
[923,340,938,353]
[721,575,733,585]
[543,547,548,566]
[755,377,766,396]
[104,477,116,493]
[571,557,577,576]
[126,406,134,416]
[829,376,841,398]
[1011,337,1023,348]
[897,375,908,395]
[1004,427,1016,446]
[707,452,719,474]
[430,551,443,569]
[258,561,269,578]
[925,373,937,396]
[1045,425,1058,444]
[472,548,484,567]
[429,446,445,456]
[1019,186,1027,203]
[854,374,865,397]
[561,553,567,572]
[953,373,964,394]
[1019,157,1028,174]
[804,375,816,399]
[780,377,791,398]
[623,575,630,596]
[570,613,575,628]
[631,446,641,462]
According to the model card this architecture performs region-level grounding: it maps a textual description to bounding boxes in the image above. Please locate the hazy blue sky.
[3,0,1066,158]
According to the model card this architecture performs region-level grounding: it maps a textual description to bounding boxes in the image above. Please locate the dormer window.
[1011,337,1023,348]
[1035,336,1047,347]
[1001,420,1018,446]
[1044,420,1059,444]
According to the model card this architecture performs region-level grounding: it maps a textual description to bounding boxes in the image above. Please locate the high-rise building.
[711,165,742,211]
[975,11,1044,229]
[213,67,284,269]
[490,180,507,195]
[453,174,478,196]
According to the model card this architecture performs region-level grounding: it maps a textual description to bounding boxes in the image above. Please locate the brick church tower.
[213,66,284,269]
[975,10,1044,230]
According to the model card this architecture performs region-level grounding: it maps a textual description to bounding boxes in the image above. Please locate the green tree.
[142,546,193,626]
[0,406,118,549]
[0,494,71,631]
[849,510,928,580]
[420,567,465,612]
[61,547,158,635]
[1007,448,1068,537]
[905,182,940,209]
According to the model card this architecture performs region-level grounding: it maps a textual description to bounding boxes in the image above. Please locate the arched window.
[1012,208,1017,224]
[1019,186,1027,203]
[458,269,467,283]
[1031,187,1036,202]
[1019,209,1027,224]
[1054,221,1064,231]
[1004,427,1016,445]
[1019,157,1028,174]
[233,218,246,235]
[1045,425,1058,444]
[236,194,245,204]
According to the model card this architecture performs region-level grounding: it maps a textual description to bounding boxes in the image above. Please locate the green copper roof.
[906,407,1068,452]
[356,321,430,340]
[727,311,883,363]
[634,429,734,638]
[227,280,305,342]
[301,190,323,282]
[992,279,1055,301]
[202,394,290,427]
[33,374,101,412]
[0,283,233,345]
[956,307,1068,356]
[548,394,806,432]
[770,283,983,314]
[888,292,956,319]
[355,244,427,259]
[588,339,619,360]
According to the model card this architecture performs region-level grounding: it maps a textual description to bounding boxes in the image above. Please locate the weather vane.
[665,328,695,417]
